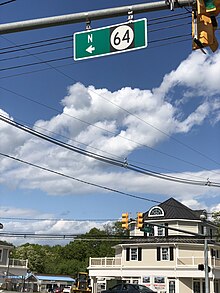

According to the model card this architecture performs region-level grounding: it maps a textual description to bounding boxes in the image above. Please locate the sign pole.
[0,0,193,35]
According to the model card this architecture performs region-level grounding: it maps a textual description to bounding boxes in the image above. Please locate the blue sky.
[0,0,220,245]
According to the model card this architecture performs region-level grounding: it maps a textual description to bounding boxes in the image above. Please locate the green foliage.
[13,222,124,275]
[211,211,220,239]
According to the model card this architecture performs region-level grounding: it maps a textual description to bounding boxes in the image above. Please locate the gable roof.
[144,197,204,221]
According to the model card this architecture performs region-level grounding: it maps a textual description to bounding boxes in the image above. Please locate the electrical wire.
[2,85,219,177]
[1,37,219,172]
[0,23,191,63]
[0,150,167,204]
[1,35,219,174]
[0,35,72,52]
[0,55,72,72]
[0,114,219,187]
[0,0,15,6]
[0,232,218,242]
[0,46,73,62]
[1,14,219,172]
[0,217,118,222]
[0,13,190,54]
[15,115,212,181]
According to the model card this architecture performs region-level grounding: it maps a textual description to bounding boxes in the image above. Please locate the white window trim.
[148,206,164,217]
[130,247,138,261]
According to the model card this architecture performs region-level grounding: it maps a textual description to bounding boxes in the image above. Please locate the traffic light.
[196,0,220,15]
[192,0,219,52]
[121,213,129,229]
[198,263,204,270]
[198,264,211,272]
[192,11,218,52]
[136,212,144,229]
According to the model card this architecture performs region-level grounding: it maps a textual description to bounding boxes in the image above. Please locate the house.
[88,197,220,293]
[0,241,28,290]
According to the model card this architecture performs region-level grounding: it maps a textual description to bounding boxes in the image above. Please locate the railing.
[211,258,220,268]
[177,257,204,266]
[9,258,28,268]
[177,257,220,268]
[90,257,121,267]
[90,256,220,268]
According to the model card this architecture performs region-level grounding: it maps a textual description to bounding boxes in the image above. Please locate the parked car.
[63,286,72,293]
[101,284,156,293]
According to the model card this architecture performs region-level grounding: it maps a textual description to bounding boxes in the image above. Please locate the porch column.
[91,277,97,293]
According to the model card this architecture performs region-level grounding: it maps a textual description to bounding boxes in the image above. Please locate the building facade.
[88,198,220,293]
[0,241,28,290]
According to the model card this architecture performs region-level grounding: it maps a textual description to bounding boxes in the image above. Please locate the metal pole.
[204,225,209,293]
[0,0,193,35]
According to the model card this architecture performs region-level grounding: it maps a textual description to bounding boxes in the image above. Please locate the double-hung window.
[131,248,138,260]
[161,247,169,260]
[157,247,174,261]
[126,247,142,261]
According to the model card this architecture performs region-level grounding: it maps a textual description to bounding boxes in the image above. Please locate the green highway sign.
[73,18,147,61]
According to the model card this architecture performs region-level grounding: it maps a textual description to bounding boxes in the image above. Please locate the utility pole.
[201,215,209,293]
[0,0,193,35]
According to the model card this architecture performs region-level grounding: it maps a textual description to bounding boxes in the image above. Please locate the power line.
[0,38,72,55]
[1,85,216,176]
[0,217,117,222]
[0,46,72,62]
[1,52,219,171]
[1,18,219,169]
[0,55,72,71]
[0,35,72,52]
[0,232,218,241]
[24,118,212,181]
[0,25,191,63]
[0,114,219,187]
[0,0,16,6]
[0,15,190,54]
[0,150,165,204]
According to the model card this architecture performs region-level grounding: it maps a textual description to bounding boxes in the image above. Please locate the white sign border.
[73,18,148,61]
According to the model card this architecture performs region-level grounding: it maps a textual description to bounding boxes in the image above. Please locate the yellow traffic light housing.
[136,212,144,229]
[197,0,220,16]
[121,213,129,229]
[192,0,219,52]
[192,10,218,52]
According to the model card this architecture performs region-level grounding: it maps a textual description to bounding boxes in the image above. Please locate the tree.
[13,244,46,272]
[12,222,125,275]
[211,211,220,239]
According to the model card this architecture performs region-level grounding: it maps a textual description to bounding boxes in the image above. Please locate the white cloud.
[1,216,108,246]
[0,51,219,217]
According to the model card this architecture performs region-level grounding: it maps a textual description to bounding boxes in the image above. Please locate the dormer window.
[148,206,164,217]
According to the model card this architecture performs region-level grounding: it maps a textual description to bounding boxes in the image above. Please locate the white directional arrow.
[86,45,95,54]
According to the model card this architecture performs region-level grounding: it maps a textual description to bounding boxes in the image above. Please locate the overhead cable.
[0,114,219,188]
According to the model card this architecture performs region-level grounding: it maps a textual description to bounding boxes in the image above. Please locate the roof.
[144,197,205,221]
[120,236,219,245]
[37,276,75,282]
[26,274,75,282]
